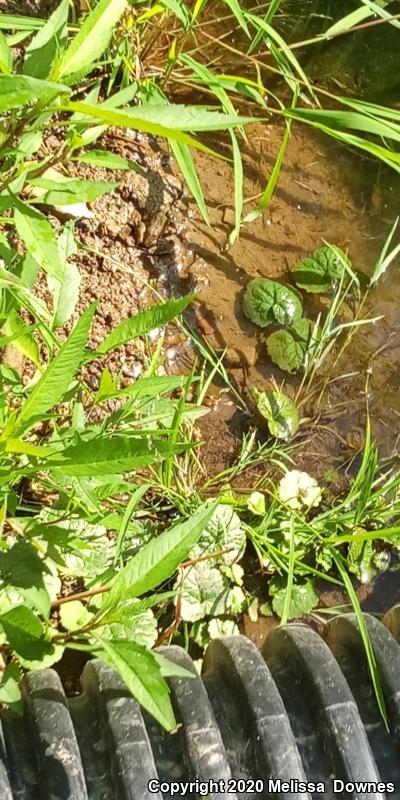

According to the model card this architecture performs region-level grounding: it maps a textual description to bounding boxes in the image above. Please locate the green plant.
[242,277,303,328]
[0,256,221,727]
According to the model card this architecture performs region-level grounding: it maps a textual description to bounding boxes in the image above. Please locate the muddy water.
[177,118,400,479]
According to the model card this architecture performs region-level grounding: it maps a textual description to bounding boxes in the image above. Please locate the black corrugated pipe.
[1,608,400,798]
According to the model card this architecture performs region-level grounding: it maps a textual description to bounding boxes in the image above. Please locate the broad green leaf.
[251,387,299,440]
[59,0,128,77]
[98,295,195,353]
[191,504,246,565]
[270,578,318,619]
[14,204,64,281]
[23,0,68,79]
[242,278,302,327]
[0,605,60,668]
[94,637,176,730]
[16,131,43,163]
[0,74,69,110]
[29,177,118,206]
[0,541,51,617]
[47,436,189,476]
[0,31,12,74]
[110,500,218,604]
[178,561,229,622]
[98,608,158,648]
[292,245,351,293]
[59,600,91,631]
[16,304,95,429]
[79,101,253,132]
[0,664,22,711]
[266,318,313,373]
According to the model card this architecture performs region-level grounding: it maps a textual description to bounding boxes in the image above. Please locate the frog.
[125,161,184,249]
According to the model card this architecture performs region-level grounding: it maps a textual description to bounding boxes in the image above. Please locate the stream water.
[165,1,400,625]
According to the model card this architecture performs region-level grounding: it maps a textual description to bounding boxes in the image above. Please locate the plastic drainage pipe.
[1,610,400,798]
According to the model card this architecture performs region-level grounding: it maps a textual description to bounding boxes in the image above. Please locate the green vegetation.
[0,0,399,729]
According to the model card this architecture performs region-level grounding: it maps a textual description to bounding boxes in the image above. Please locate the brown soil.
[177,121,400,478]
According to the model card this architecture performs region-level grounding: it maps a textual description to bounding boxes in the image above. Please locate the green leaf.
[251,387,299,440]
[0,663,22,711]
[170,141,209,224]
[222,0,250,35]
[98,608,158,648]
[47,436,189,476]
[110,500,218,604]
[98,295,194,353]
[59,0,128,78]
[16,303,95,430]
[3,308,41,367]
[292,245,351,293]
[49,222,80,328]
[178,561,229,622]
[270,578,318,619]
[0,540,51,617]
[14,204,64,281]
[0,74,69,111]
[333,552,388,728]
[0,31,12,74]
[59,600,91,632]
[191,504,246,565]
[73,149,139,171]
[29,177,118,206]
[242,278,302,327]
[0,605,63,669]
[159,0,191,29]
[266,318,313,373]
[94,636,176,730]
[62,100,252,154]
[23,0,68,79]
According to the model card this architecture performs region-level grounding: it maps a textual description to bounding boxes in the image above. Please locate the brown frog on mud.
[119,156,185,250]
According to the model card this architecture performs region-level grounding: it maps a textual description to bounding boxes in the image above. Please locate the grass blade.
[333,553,388,730]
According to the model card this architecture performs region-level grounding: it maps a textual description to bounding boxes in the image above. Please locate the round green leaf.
[242,278,302,327]
[266,329,304,372]
[251,388,299,440]
[292,245,351,293]
[270,579,318,619]
[266,318,314,373]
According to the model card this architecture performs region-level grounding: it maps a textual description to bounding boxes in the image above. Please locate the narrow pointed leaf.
[59,0,128,77]
[16,304,95,429]
[94,637,176,730]
[98,295,195,353]
[110,500,218,604]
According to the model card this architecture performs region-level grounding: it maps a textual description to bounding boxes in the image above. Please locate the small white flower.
[278,470,322,511]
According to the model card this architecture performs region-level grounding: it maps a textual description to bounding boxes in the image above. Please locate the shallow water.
[178,118,400,477]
